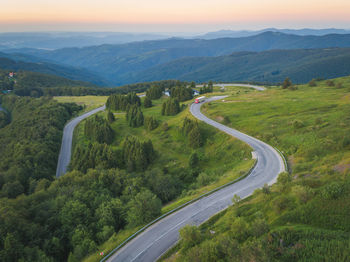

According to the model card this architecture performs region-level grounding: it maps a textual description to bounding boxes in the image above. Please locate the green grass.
[78,94,254,262]
[54,95,108,112]
[164,77,350,261]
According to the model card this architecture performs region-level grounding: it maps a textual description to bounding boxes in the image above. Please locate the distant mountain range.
[197,28,350,39]
[1,29,350,50]
[130,48,350,84]
[3,31,350,86]
[0,32,170,50]
[0,52,106,85]
[1,31,350,86]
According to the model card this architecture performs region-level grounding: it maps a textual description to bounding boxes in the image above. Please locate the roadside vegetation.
[0,81,252,262]
[163,76,350,262]
[74,89,252,262]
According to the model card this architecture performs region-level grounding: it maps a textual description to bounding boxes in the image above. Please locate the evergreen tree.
[84,115,114,144]
[107,111,115,123]
[170,86,193,101]
[144,96,153,108]
[122,136,155,172]
[146,86,164,100]
[144,116,158,131]
[188,126,202,148]
[189,152,199,168]
[126,104,144,127]
[106,92,141,111]
[161,98,180,116]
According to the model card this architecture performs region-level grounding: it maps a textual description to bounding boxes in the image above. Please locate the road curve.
[56,105,106,177]
[106,93,285,262]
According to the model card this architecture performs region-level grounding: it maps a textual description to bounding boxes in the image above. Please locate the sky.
[1,0,350,32]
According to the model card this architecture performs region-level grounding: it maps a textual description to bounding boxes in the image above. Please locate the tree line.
[0,95,82,199]
[84,115,114,144]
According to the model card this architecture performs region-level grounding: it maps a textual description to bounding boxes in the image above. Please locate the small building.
[193,89,200,96]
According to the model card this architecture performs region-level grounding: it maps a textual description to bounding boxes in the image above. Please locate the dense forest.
[0,95,81,199]
[0,69,187,98]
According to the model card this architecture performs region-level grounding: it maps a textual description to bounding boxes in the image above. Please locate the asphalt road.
[55,105,106,177]
[106,92,285,262]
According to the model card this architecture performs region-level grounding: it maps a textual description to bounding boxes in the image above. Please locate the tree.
[84,115,114,144]
[144,116,158,131]
[282,77,292,89]
[126,189,162,226]
[190,81,196,88]
[189,152,199,168]
[106,92,141,111]
[161,98,180,116]
[126,104,144,127]
[144,96,153,108]
[188,125,202,148]
[107,111,115,123]
[179,225,202,252]
[170,86,193,101]
[146,86,163,100]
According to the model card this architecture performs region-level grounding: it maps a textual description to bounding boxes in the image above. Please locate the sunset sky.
[1,0,350,32]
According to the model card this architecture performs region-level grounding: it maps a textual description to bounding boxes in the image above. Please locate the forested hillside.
[0,95,81,199]
[0,87,252,262]
[134,48,350,84]
[4,32,350,85]
[0,55,105,85]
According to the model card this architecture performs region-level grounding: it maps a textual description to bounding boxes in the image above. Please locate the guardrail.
[273,146,289,173]
[100,159,258,262]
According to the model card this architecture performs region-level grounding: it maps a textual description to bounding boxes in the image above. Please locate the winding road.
[105,86,286,262]
[55,105,106,177]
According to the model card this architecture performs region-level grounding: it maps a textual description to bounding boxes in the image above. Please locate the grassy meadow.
[163,77,350,261]
[54,95,108,112]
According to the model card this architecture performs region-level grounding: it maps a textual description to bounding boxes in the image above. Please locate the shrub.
[107,111,115,123]
[308,79,317,87]
[336,82,343,88]
[321,182,344,200]
[144,116,158,131]
[282,77,292,89]
[326,80,335,86]
[292,119,304,129]
[143,96,152,108]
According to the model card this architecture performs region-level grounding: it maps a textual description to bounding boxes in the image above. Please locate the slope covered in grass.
[164,77,350,262]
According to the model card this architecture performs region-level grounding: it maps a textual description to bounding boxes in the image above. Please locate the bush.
[308,79,317,87]
[292,119,304,129]
[107,111,115,123]
[321,182,344,200]
[336,82,343,88]
[282,77,292,89]
[144,116,158,131]
[143,96,152,108]
[326,80,335,86]
[179,225,202,252]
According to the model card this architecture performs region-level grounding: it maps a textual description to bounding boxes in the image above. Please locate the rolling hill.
[0,53,106,85]
[130,48,350,84]
[4,32,350,85]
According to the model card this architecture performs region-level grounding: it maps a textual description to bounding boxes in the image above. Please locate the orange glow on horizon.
[0,0,349,30]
